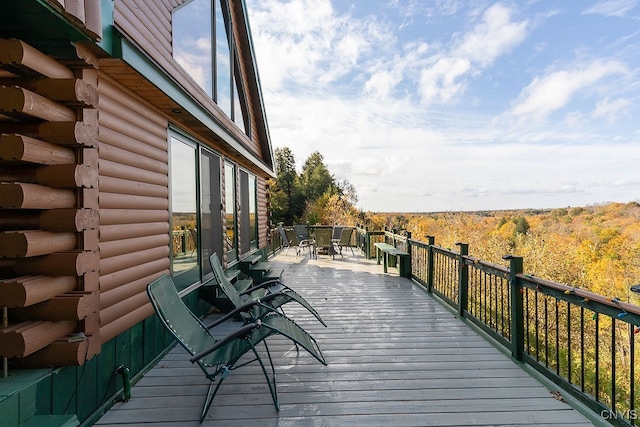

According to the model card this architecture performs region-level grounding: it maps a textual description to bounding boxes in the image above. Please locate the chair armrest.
[239,279,277,295]
[239,279,287,296]
[190,320,261,362]
[203,300,261,329]
[238,282,268,295]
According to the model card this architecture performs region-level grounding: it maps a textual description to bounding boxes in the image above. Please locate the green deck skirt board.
[0,369,55,426]
[16,414,79,427]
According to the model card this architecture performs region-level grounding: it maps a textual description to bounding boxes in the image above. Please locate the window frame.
[172,0,252,136]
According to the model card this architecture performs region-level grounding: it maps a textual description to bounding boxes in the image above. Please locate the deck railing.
[355,226,640,426]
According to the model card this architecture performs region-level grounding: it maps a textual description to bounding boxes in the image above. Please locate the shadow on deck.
[95,251,597,426]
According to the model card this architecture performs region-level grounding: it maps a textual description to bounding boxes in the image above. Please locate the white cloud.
[248,0,391,91]
[419,57,471,104]
[417,3,528,105]
[583,0,639,17]
[593,97,632,121]
[246,0,640,212]
[454,3,528,66]
[363,69,399,99]
[507,60,628,121]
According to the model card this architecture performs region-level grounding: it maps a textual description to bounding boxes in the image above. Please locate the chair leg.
[253,341,279,410]
[201,375,226,422]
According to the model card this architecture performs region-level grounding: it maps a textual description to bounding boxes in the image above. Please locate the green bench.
[373,242,410,278]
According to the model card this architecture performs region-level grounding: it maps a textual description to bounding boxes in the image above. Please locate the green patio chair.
[210,253,326,326]
[314,226,336,259]
[277,225,297,256]
[336,227,355,256]
[147,275,327,422]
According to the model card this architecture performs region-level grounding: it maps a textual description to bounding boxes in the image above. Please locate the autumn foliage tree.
[377,202,640,302]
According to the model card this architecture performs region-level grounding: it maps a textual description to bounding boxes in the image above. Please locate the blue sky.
[245,0,640,212]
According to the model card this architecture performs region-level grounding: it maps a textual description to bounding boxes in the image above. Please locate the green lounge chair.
[147,275,327,422]
[210,253,326,326]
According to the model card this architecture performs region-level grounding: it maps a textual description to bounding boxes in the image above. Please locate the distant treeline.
[366,202,640,304]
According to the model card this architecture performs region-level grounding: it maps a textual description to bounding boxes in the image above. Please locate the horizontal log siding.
[42,0,103,38]
[98,74,170,342]
[257,177,269,248]
[0,39,101,365]
[114,0,264,157]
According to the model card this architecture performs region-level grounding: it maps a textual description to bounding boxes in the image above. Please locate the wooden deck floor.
[95,251,596,426]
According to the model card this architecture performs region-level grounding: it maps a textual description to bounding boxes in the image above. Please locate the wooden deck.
[95,251,596,426]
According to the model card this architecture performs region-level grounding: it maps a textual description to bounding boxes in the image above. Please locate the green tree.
[514,216,530,235]
[270,147,305,224]
[269,148,362,227]
[299,152,335,201]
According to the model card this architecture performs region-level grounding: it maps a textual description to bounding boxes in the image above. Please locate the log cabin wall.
[0,1,276,424]
[97,74,170,343]
[0,38,102,368]
[0,1,273,370]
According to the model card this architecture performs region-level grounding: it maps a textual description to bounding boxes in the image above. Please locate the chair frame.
[147,275,326,422]
[210,253,326,326]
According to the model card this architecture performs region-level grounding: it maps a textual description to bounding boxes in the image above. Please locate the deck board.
[95,252,595,426]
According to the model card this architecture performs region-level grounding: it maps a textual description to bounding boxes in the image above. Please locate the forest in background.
[365,202,640,306]
[269,147,639,305]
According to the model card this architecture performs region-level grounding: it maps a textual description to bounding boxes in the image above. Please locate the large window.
[239,169,258,253]
[215,0,231,117]
[200,150,223,276]
[173,0,251,135]
[170,136,199,286]
[249,174,257,247]
[173,0,212,98]
[170,132,226,287]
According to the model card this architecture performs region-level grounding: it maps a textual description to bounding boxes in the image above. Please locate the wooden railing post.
[505,255,524,361]
[456,243,469,317]
[426,236,435,293]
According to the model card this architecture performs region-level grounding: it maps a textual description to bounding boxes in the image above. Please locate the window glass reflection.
[216,0,232,117]
[224,162,237,260]
[173,0,213,97]
[249,174,257,247]
[170,137,198,277]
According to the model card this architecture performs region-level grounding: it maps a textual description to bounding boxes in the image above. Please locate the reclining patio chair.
[147,275,326,422]
[210,253,326,326]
